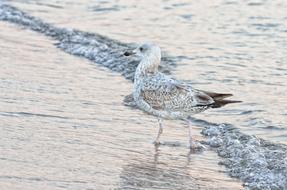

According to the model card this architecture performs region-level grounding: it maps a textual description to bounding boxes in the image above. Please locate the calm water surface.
[1,0,287,189]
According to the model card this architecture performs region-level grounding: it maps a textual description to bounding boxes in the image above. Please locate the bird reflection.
[117,146,199,190]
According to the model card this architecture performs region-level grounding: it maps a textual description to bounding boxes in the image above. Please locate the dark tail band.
[211,99,242,108]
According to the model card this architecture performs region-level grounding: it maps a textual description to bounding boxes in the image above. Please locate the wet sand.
[0,21,243,189]
[1,0,287,189]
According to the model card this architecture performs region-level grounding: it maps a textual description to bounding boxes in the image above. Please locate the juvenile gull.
[124,43,241,149]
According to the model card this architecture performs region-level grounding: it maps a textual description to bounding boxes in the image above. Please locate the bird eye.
[139,47,143,51]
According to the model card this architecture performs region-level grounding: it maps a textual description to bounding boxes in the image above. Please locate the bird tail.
[211,99,242,108]
[202,91,233,100]
[202,91,242,108]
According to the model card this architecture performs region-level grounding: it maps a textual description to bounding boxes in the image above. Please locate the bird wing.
[140,73,214,112]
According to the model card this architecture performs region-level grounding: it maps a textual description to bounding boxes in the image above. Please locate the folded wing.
[140,73,214,112]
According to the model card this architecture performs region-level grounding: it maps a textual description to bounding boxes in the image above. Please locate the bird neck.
[133,55,160,99]
[134,55,160,83]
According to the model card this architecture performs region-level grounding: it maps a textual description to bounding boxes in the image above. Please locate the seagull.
[124,42,241,149]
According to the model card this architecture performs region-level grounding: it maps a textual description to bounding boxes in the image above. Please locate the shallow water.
[7,0,287,143]
[0,21,243,189]
[0,0,287,189]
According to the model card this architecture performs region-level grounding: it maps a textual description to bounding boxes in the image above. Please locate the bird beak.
[123,49,137,56]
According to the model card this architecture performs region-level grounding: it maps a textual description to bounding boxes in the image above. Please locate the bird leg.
[154,118,163,145]
[188,120,195,148]
[188,119,205,151]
